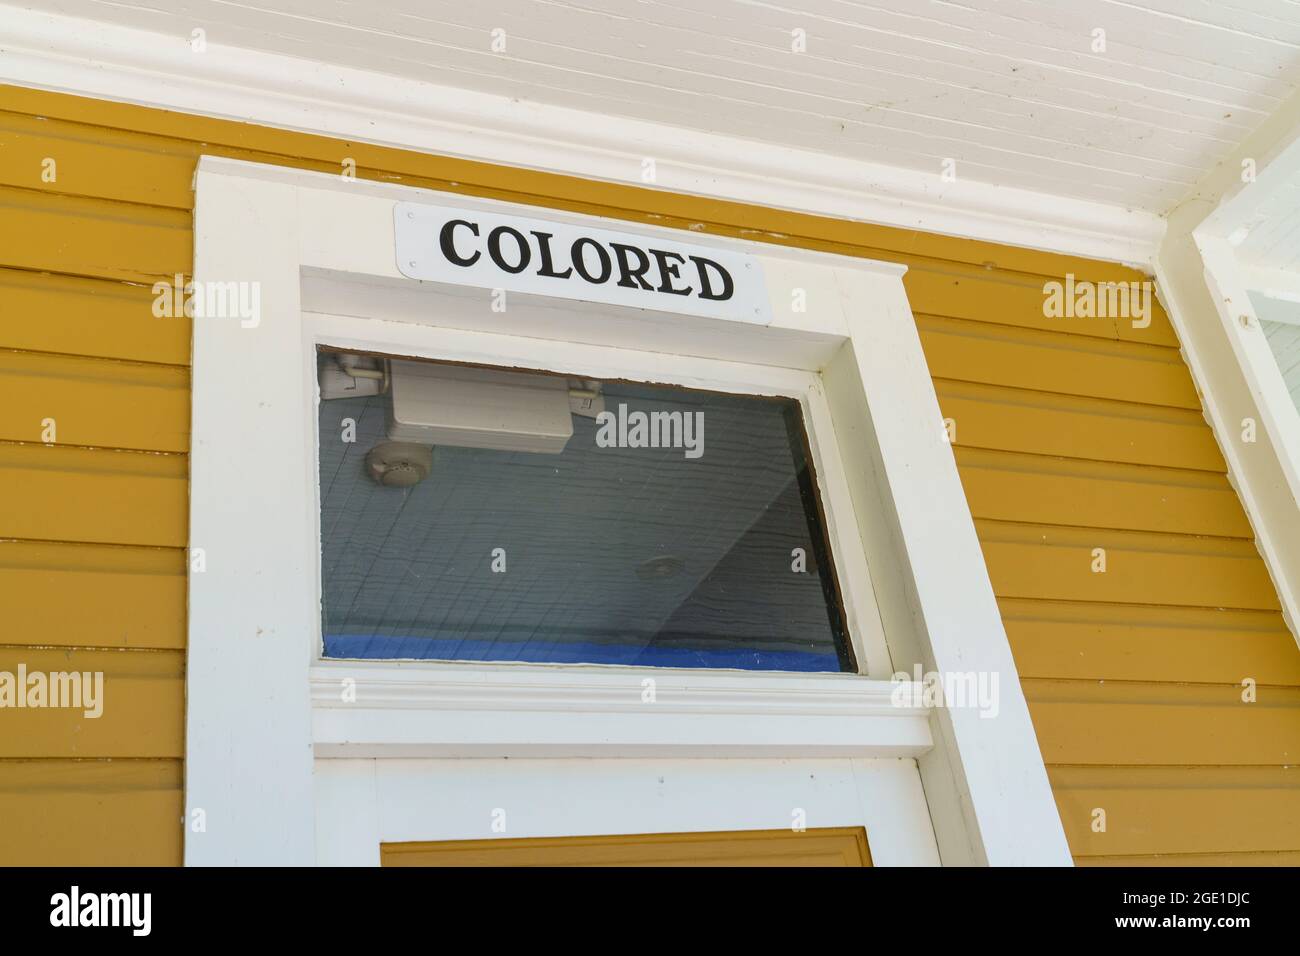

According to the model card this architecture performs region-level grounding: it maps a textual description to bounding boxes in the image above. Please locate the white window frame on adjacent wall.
[1195,237,1300,633]
[1163,128,1300,638]
[187,156,1070,867]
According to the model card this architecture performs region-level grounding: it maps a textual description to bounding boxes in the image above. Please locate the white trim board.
[0,5,1165,268]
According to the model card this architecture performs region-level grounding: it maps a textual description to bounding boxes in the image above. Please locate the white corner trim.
[1194,236,1300,633]
[0,5,1164,268]
[1153,218,1300,641]
[1159,105,1300,641]
[1198,237,1300,502]
[310,662,932,758]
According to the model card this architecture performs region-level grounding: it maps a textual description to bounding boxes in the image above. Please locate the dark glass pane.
[318,351,852,672]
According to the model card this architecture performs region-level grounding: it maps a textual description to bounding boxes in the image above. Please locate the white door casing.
[188,156,1068,866]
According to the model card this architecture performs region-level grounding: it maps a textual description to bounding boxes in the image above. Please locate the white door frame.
[187,156,1068,866]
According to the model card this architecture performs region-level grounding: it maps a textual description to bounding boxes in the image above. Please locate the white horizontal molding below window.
[309,663,933,759]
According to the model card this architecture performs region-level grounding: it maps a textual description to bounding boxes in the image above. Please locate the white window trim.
[302,311,889,681]
[304,312,917,757]
[188,156,1069,866]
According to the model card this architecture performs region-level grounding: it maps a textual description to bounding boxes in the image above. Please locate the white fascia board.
[0,5,1165,268]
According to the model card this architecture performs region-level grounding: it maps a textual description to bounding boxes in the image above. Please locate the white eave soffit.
[0,6,1166,268]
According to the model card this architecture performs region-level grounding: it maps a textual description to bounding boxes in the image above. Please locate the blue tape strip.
[323,633,841,672]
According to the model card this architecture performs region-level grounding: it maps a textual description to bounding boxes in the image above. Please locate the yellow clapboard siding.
[0,540,185,650]
[0,647,183,758]
[0,268,190,365]
[977,520,1281,610]
[0,349,189,452]
[381,827,872,867]
[1001,599,1300,684]
[0,442,186,547]
[938,380,1224,471]
[0,111,198,209]
[0,186,190,282]
[905,266,1178,347]
[1050,766,1300,856]
[0,759,181,865]
[1079,850,1300,866]
[1024,680,1300,766]
[954,447,1252,537]
[918,314,1198,408]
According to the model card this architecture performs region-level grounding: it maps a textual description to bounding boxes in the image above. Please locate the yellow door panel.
[381,827,872,867]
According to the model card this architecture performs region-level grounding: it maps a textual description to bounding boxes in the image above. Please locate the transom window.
[317,348,853,672]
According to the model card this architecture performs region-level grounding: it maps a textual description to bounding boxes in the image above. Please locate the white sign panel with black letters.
[394,201,772,325]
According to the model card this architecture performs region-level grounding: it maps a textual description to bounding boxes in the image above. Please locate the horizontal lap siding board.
[0,760,182,866]
[0,350,190,452]
[0,269,190,365]
[0,541,186,650]
[0,84,1293,867]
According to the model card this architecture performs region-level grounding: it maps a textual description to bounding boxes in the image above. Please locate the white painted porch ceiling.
[21,0,1300,214]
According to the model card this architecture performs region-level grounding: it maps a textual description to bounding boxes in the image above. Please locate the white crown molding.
[309,662,933,759]
[0,6,1165,268]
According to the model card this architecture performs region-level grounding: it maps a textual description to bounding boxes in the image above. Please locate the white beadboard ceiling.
[13,0,1300,214]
